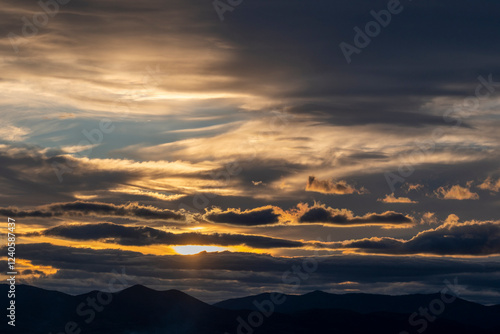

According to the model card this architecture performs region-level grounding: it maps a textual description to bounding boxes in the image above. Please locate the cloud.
[0,201,185,221]
[298,204,414,227]
[478,178,500,192]
[7,242,500,303]
[110,189,187,202]
[420,212,439,225]
[378,193,417,204]
[204,206,281,226]
[305,176,366,195]
[0,124,29,141]
[3,0,500,130]
[31,223,303,249]
[406,184,424,192]
[435,184,480,200]
[330,218,500,256]
[21,269,47,276]
[0,143,219,206]
[8,242,497,278]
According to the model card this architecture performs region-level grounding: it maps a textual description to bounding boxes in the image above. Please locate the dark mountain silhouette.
[1,284,498,334]
[214,290,500,329]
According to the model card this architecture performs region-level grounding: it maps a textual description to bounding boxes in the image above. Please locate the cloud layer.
[305,176,367,195]
[435,185,480,200]
[330,219,500,256]
[298,205,414,227]
[204,207,281,226]
[32,223,303,249]
[1,201,184,221]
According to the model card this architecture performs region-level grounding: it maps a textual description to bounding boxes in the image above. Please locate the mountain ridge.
[1,284,498,334]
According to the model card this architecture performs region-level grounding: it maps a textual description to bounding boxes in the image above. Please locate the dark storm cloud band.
[325,220,500,256]
[204,207,280,226]
[1,199,416,228]
[203,204,415,227]
[9,242,500,288]
[299,206,414,226]
[0,201,184,221]
[31,223,304,249]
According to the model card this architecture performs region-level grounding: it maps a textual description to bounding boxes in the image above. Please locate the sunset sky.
[1,0,499,304]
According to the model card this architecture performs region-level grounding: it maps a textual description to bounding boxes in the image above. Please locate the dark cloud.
[8,243,500,303]
[330,220,500,256]
[1,201,184,221]
[299,206,413,226]
[204,207,281,226]
[206,0,500,126]
[0,144,144,206]
[3,0,500,125]
[0,143,233,208]
[285,104,471,128]
[33,222,303,248]
[226,159,308,189]
[22,269,47,277]
[11,242,499,278]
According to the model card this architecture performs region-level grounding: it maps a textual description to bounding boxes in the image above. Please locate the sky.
[0,0,499,304]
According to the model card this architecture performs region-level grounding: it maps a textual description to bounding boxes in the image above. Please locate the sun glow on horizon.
[173,245,228,255]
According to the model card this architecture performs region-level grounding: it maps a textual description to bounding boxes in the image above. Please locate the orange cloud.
[378,193,417,204]
[305,176,367,195]
[420,212,438,225]
[443,214,460,225]
[434,184,479,200]
[406,183,424,192]
[478,177,500,192]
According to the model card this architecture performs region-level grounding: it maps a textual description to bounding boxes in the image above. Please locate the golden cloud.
[478,177,500,192]
[378,193,417,204]
[434,184,479,200]
[305,176,367,195]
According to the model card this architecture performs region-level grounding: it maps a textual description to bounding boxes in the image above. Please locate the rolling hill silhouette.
[1,284,498,334]
[214,290,500,329]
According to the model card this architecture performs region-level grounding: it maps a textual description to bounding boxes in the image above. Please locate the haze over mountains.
[2,284,499,334]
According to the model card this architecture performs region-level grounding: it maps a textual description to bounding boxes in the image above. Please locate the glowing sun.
[173,245,227,255]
